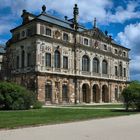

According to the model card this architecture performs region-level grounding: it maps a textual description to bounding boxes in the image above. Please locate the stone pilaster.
[51,81,55,104]
[90,86,93,103]
[59,81,62,103]
[99,84,102,103]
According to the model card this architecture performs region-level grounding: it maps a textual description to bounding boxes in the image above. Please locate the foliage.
[32,101,43,109]
[122,81,140,111]
[0,82,35,110]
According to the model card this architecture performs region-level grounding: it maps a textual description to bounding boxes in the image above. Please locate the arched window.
[54,50,60,68]
[62,85,68,102]
[93,57,99,73]
[45,82,52,101]
[82,55,90,71]
[45,53,51,67]
[119,63,122,76]
[102,60,108,74]
[21,50,25,68]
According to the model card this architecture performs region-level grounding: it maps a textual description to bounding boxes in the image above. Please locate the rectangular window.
[46,28,51,36]
[45,53,51,67]
[104,45,107,50]
[115,49,118,54]
[27,28,33,36]
[27,53,31,67]
[63,33,69,41]
[115,66,118,76]
[84,38,88,45]
[63,56,68,69]
[124,68,126,77]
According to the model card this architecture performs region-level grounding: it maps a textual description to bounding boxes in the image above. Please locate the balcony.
[93,72,101,77]
[81,71,91,75]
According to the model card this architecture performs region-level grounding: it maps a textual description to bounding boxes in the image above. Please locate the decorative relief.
[45,46,51,52]
[94,40,99,48]
[54,30,62,39]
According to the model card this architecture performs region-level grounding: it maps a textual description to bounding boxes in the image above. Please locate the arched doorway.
[62,84,68,102]
[45,81,52,102]
[102,85,109,102]
[93,84,100,103]
[82,84,90,103]
[115,86,118,101]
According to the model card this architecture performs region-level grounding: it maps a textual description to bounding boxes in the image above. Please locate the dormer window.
[46,28,51,36]
[123,52,126,57]
[84,38,88,46]
[115,49,118,54]
[22,30,25,37]
[63,33,69,41]
[104,45,107,50]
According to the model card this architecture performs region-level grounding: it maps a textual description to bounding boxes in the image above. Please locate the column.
[108,83,112,102]
[59,81,62,104]
[90,86,93,103]
[99,83,102,103]
[100,57,102,77]
[90,59,92,76]
[51,81,55,104]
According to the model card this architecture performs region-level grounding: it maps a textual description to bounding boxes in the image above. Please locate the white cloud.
[0,0,140,29]
[117,23,140,81]
[108,2,140,23]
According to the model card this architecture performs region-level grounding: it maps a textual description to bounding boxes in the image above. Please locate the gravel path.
[0,114,140,140]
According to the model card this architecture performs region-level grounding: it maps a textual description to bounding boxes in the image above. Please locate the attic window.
[123,52,126,57]
[63,33,69,41]
[115,49,118,54]
[84,38,88,45]
[104,45,107,50]
[22,30,25,37]
[46,28,51,36]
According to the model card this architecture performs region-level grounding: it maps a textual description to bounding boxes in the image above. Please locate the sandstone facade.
[4,5,130,104]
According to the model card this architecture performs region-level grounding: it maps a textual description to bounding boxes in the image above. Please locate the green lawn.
[0,108,139,129]
[64,104,124,108]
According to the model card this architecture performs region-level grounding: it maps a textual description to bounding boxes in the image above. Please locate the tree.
[122,81,140,111]
[0,82,35,110]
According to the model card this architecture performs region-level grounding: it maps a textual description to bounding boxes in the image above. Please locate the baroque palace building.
[4,4,130,104]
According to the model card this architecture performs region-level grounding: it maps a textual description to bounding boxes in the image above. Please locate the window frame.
[63,33,69,41]
[63,56,68,69]
[54,50,60,68]
[27,53,31,67]
[46,28,52,36]
[83,38,89,46]
[45,53,51,67]
[93,57,99,73]
[82,55,90,72]
[102,60,108,74]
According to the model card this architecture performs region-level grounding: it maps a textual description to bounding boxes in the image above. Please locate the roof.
[37,13,86,32]
[111,40,131,51]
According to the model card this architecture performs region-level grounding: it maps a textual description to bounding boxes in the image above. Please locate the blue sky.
[0,0,140,81]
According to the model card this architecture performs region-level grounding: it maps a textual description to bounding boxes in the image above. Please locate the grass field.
[63,104,124,108]
[0,107,139,129]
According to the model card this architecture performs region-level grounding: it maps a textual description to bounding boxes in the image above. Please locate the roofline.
[10,19,36,32]
[111,42,131,51]
[37,13,85,29]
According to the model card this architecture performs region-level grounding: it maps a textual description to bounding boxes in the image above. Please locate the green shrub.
[32,101,43,109]
[122,81,140,111]
[0,82,35,110]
